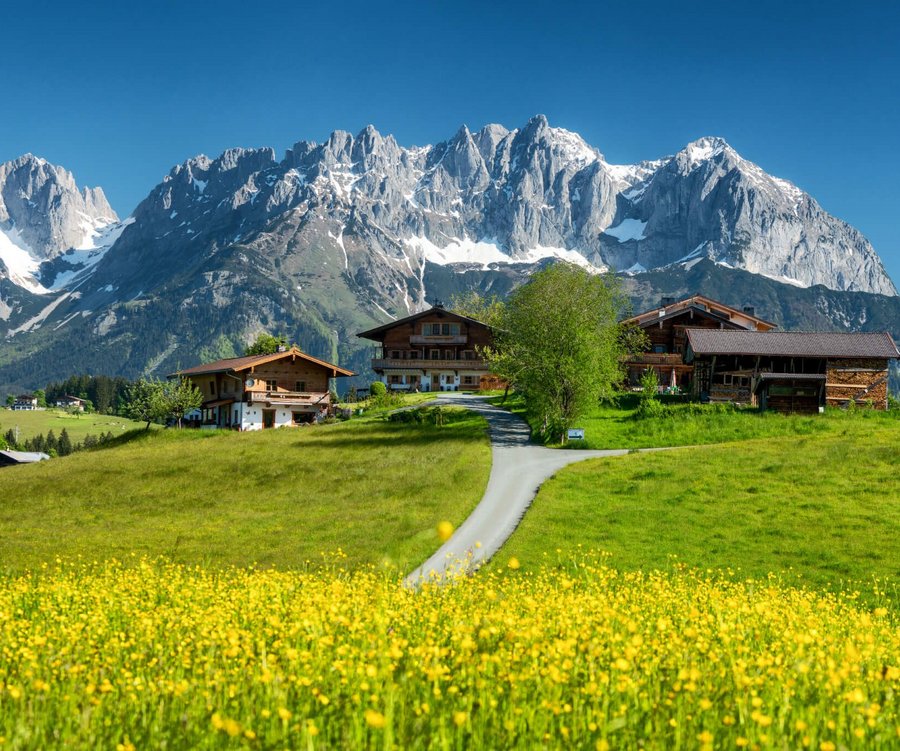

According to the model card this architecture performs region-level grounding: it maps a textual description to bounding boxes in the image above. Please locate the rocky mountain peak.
[0,154,118,261]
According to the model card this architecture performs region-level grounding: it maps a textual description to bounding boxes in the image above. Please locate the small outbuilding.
[685,330,899,413]
[0,450,50,467]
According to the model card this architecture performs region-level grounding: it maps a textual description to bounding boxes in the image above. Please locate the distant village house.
[55,395,87,411]
[174,346,354,430]
[357,303,498,392]
[12,394,38,411]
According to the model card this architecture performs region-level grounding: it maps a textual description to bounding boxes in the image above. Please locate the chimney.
[276,345,288,353]
[742,305,755,317]
[660,296,676,307]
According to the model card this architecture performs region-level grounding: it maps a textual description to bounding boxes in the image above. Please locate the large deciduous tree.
[125,377,203,429]
[124,379,167,430]
[486,263,639,442]
[162,378,203,429]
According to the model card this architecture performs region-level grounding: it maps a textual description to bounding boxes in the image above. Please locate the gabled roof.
[174,346,355,378]
[357,306,491,341]
[624,294,776,330]
[686,330,900,359]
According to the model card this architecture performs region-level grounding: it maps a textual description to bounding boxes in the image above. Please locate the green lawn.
[501,416,900,602]
[1,408,151,443]
[0,409,490,573]
[492,392,891,449]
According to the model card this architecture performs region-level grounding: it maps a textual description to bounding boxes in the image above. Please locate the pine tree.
[58,428,73,457]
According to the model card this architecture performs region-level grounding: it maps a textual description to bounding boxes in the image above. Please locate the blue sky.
[3,0,899,283]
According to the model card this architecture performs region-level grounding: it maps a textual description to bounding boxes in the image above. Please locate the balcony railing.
[247,390,330,407]
[372,358,487,371]
[624,353,686,366]
[409,334,468,345]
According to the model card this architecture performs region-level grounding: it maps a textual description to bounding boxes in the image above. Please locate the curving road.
[406,393,649,585]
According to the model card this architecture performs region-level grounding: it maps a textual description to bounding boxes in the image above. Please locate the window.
[462,350,475,360]
[442,324,450,335]
[430,349,440,360]
[390,350,400,359]
[445,349,454,359]
[653,345,667,354]
[389,375,402,384]
[266,379,276,391]
[408,351,419,359]
[295,381,306,392]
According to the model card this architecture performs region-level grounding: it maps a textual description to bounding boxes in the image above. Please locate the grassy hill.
[0,407,150,443]
[0,409,490,573]
[501,412,900,601]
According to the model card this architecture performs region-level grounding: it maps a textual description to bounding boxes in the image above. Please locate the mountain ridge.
[0,116,897,393]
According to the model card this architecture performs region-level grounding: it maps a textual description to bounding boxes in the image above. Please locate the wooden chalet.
[685,330,899,413]
[622,295,776,391]
[357,304,496,392]
[174,346,355,430]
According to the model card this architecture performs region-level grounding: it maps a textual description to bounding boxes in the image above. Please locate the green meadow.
[501,413,900,601]
[0,407,150,443]
[0,408,490,573]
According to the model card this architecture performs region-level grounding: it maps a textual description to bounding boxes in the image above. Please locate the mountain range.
[0,115,897,393]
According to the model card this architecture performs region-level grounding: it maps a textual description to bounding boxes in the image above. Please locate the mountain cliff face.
[0,154,125,294]
[0,117,896,391]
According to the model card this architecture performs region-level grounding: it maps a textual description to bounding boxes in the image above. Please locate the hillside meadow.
[0,407,150,443]
[501,412,900,603]
[0,408,490,573]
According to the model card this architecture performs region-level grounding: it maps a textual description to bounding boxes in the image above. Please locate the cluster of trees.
[124,377,204,429]
[454,263,646,442]
[2,427,116,457]
[43,375,134,414]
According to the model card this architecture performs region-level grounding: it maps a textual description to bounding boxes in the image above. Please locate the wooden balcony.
[372,358,487,371]
[625,353,686,366]
[247,390,330,407]
[409,334,468,345]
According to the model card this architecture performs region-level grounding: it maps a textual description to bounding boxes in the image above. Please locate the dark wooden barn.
[685,330,899,413]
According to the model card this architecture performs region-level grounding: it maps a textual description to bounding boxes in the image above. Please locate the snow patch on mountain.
[405,235,600,271]
[605,218,648,242]
[0,225,49,294]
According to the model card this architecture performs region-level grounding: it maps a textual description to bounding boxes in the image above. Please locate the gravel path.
[406,393,648,584]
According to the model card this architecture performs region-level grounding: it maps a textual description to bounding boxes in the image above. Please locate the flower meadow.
[0,558,897,750]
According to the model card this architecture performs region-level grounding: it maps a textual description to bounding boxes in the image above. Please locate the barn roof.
[686,330,900,359]
[174,346,354,378]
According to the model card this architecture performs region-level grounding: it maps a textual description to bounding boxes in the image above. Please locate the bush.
[636,397,665,419]
[387,407,446,426]
[370,382,387,397]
